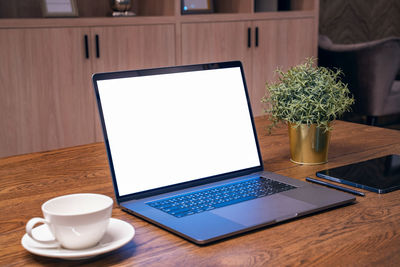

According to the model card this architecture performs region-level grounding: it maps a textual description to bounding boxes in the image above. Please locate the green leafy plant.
[261,58,354,132]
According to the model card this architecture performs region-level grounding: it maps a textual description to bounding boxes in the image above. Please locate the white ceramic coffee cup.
[26,193,113,250]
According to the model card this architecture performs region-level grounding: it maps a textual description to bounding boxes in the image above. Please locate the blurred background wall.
[319,0,400,44]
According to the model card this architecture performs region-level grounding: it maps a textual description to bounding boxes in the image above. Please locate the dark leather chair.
[318,35,400,125]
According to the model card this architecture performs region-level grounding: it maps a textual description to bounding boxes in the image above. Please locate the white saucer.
[21,218,135,260]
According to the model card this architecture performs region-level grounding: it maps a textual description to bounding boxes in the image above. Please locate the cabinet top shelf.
[0,10,316,29]
[0,16,176,29]
[1,0,317,20]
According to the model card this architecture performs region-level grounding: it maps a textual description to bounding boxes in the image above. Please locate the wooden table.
[1,118,400,266]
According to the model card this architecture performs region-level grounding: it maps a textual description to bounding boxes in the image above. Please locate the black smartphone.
[316,154,400,194]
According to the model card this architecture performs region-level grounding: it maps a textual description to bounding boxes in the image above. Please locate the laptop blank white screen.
[97,67,261,196]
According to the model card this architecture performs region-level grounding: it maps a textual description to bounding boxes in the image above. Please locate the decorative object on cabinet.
[111,0,136,16]
[41,0,78,17]
[181,0,214,14]
[255,0,277,12]
[261,58,354,164]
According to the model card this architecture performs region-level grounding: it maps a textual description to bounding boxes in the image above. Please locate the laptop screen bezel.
[92,61,264,204]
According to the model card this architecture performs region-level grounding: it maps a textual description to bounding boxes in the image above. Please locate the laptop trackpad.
[210,194,316,227]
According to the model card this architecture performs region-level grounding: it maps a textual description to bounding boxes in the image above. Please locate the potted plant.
[261,58,354,165]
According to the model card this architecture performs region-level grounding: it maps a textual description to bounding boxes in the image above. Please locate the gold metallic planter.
[288,122,331,165]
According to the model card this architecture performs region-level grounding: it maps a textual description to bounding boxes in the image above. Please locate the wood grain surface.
[1,118,400,266]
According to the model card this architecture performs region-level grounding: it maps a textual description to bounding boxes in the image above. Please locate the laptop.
[92,61,355,245]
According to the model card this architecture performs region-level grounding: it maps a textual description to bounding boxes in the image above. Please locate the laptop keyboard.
[146,177,296,218]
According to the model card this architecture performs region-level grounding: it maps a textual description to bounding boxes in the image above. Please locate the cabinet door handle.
[95,34,100,58]
[247,28,251,48]
[84,35,89,59]
[255,27,259,47]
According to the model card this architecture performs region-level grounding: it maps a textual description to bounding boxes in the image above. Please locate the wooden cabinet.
[251,18,315,115]
[181,17,316,116]
[0,0,318,157]
[89,24,176,140]
[0,27,95,157]
[181,21,253,96]
[91,24,176,73]
[0,23,176,157]
[181,21,252,66]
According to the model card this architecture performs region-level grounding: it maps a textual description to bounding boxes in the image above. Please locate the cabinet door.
[92,24,176,72]
[181,21,253,88]
[251,18,315,116]
[0,27,96,157]
[90,24,176,140]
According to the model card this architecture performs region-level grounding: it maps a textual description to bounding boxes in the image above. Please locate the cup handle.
[26,217,60,247]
